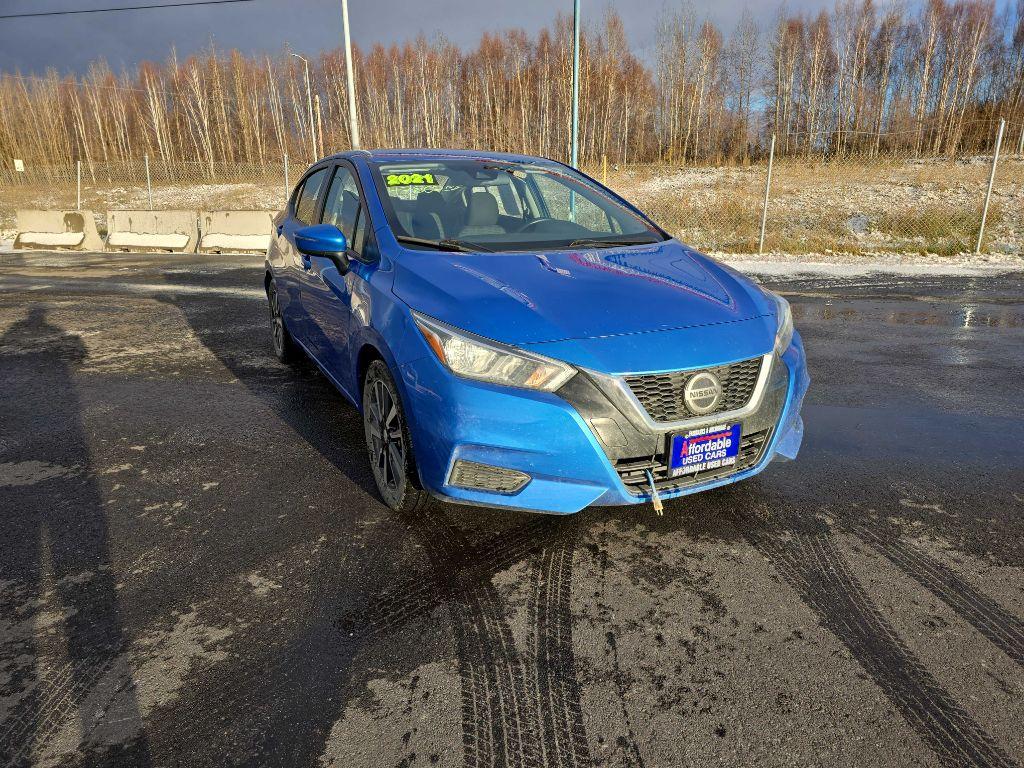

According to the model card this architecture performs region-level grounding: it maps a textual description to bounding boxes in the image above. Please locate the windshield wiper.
[568,238,657,249]
[395,235,493,253]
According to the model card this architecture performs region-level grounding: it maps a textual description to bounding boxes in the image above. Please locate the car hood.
[392,239,773,346]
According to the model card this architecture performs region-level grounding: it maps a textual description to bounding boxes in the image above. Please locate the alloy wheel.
[269,284,285,357]
[366,374,406,501]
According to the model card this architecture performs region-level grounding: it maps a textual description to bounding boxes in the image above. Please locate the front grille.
[624,357,763,423]
[448,460,530,495]
[615,427,772,495]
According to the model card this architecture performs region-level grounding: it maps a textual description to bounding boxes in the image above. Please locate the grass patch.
[634,191,1006,255]
[640,193,764,253]
[875,203,995,255]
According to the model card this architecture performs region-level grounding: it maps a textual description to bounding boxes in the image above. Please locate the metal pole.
[314,93,325,157]
[283,153,290,206]
[304,60,316,161]
[570,0,580,168]
[758,134,776,255]
[975,117,1005,255]
[145,154,153,209]
[567,0,580,220]
[291,54,317,162]
[76,160,81,210]
[341,0,361,149]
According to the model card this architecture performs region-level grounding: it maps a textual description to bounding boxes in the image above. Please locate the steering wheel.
[517,217,558,233]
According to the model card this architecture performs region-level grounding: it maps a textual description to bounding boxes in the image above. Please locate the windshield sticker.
[385,172,437,187]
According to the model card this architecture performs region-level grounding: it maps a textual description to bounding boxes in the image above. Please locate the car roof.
[325,148,559,165]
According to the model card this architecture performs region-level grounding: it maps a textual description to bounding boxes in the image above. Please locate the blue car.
[265,149,808,514]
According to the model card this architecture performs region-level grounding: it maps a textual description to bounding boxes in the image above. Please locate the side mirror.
[295,224,349,273]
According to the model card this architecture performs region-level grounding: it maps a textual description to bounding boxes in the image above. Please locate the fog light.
[448,460,530,494]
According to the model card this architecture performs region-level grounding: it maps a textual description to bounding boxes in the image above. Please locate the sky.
[0,0,844,77]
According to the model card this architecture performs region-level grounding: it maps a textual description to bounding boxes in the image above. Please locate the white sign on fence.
[13,159,24,172]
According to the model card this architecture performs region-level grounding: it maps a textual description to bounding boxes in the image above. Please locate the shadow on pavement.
[156,289,380,499]
[0,307,151,767]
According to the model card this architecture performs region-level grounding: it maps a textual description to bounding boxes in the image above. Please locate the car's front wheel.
[362,360,431,512]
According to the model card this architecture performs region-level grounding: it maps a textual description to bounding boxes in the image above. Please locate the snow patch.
[721,254,1022,277]
[0,461,78,487]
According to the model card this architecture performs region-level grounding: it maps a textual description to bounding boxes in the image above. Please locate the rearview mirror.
[295,224,349,273]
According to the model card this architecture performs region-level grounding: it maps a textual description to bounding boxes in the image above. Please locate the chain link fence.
[2,128,1022,256]
[618,122,1024,257]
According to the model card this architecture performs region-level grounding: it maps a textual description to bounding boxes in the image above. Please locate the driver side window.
[322,165,367,255]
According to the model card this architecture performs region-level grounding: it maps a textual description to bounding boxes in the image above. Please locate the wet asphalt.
[0,251,1022,768]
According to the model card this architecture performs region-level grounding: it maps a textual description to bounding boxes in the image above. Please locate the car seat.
[412,191,447,239]
[459,191,506,238]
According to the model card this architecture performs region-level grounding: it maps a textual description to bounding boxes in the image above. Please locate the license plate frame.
[667,423,742,477]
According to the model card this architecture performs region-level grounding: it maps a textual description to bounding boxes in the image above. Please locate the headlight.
[412,311,576,391]
[768,291,793,355]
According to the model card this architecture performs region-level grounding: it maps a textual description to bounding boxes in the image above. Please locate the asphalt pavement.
[1,250,1022,768]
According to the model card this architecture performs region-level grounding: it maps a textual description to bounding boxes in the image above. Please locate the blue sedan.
[265,149,809,514]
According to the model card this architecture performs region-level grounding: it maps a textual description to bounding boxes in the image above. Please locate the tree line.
[1,0,1022,176]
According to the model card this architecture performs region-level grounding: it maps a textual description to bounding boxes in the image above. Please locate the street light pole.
[291,53,317,162]
[341,0,361,149]
[571,0,580,169]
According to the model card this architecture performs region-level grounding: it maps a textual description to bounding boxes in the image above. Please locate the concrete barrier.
[14,209,104,251]
[106,210,198,253]
[198,210,274,254]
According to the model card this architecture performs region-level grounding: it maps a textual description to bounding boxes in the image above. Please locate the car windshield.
[368,157,666,252]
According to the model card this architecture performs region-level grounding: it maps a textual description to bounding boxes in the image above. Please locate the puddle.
[792,301,1024,329]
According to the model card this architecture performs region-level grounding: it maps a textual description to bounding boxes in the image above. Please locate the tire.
[267,279,297,363]
[362,359,432,512]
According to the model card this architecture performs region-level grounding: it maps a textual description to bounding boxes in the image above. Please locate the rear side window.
[294,168,328,225]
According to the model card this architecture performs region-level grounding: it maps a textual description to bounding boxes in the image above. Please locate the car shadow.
[0,307,151,767]
[155,287,379,499]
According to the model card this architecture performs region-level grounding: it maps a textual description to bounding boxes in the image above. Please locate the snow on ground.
[717,248,1022,276]
[723,257,1021,278]
[100,182,285,212]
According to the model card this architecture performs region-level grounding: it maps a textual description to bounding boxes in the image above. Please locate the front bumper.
[398,333,809,514]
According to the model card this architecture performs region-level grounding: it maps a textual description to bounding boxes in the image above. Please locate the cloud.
[0,0,834,76]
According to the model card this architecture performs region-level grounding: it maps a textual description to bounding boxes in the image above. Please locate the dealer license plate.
[668,423,742,477]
